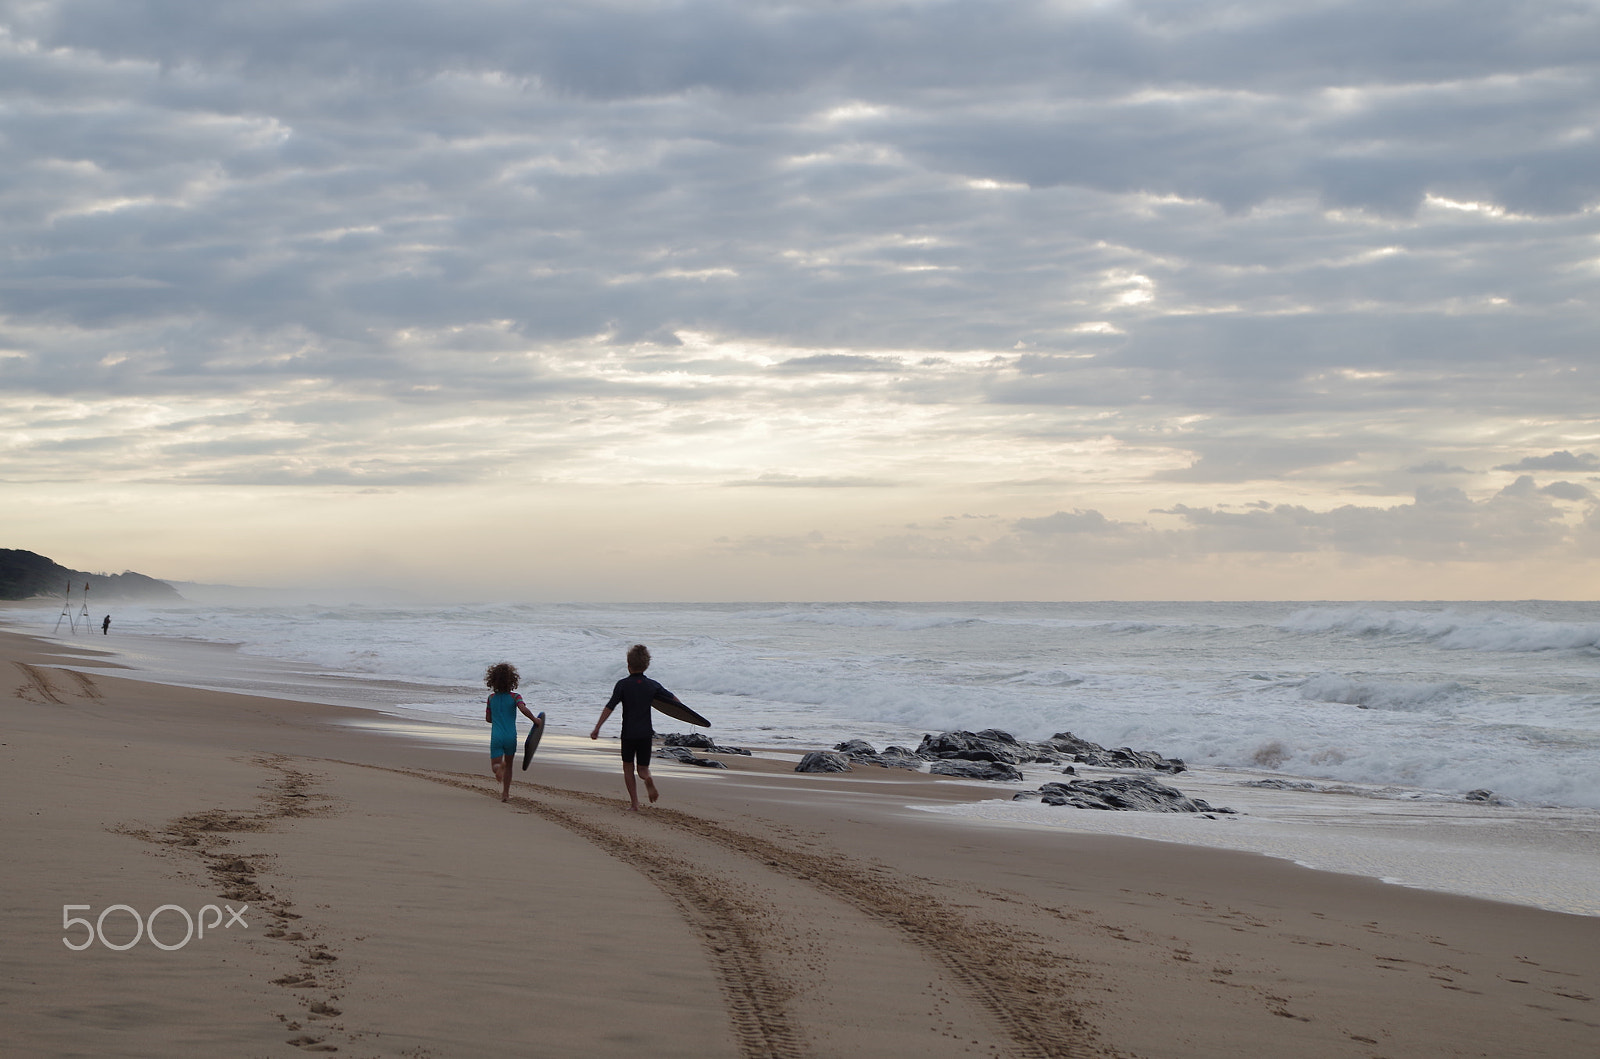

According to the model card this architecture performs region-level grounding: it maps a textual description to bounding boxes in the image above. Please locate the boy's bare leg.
[621,762,642,811]
[641,767,659,804]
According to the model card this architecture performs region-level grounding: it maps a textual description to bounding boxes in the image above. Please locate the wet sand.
[4,625,1597,1058]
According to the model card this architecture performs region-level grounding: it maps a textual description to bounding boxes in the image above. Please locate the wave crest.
[1283,607,1600,653]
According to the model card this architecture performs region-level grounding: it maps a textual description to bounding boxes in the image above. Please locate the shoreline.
[21,616,1600,918]
[6,623,1600,1056]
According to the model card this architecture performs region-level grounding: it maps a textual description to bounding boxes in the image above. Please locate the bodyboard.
[652,695,710,728]
[521,712,546,770]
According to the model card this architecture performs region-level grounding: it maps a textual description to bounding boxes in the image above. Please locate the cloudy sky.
[3,0,1598,600]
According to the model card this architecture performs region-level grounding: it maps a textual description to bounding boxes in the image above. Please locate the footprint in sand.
[286,1035,338,1051]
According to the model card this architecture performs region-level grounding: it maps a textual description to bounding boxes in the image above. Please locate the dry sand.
[3,625,1597,1058]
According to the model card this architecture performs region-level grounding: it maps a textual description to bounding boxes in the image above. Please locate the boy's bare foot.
[626,804,641,811]
[645,777,659,803]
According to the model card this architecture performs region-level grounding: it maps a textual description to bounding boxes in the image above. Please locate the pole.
[53,581,76,634]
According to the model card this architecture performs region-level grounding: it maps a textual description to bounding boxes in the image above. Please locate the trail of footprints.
[114,754,347,1053]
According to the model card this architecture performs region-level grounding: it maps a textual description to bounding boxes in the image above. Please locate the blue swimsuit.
[487,692,524,759]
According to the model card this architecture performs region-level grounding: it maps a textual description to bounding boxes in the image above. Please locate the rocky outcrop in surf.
[786,728,1192,781]
[1013,776,1233,813]
[928,759,1025,782]
[832,739,922,770]
[661,732,752,755]
[915,729,1187,774]
[795,751,854,773]
[653,746,730,769]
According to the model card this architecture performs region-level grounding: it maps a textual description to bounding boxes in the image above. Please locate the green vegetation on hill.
[0,549,182,602]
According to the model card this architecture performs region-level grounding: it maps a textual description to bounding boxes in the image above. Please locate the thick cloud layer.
[2,1,1596,590]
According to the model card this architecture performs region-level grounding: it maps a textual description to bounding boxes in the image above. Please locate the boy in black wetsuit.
[590,644,683,811]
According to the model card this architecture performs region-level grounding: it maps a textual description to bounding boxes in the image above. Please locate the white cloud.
[3,0,1598,595]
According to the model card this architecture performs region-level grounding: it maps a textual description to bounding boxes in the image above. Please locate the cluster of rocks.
[791,728,1187,786]
[791,728,1186,776]
[833,739,922,770]
[1012,776,1234,814]
[652,732,752,768]
[652,746,729,769]
[660,732,752,755]
[914,728,1187,773]
[785,728,1229,814]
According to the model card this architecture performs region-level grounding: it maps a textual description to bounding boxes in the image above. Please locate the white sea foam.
[1297,674,1465,710]
[1281,606,1600,653]
[12,599,1600,810]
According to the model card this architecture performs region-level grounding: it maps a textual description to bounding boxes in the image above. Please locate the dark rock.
[795,751,853,773]
[1044,731,1186,773]
[832,739,922,771]
[1016,776,1233,813]
[652,746,729,769]
[1242,779,1317,791]
[914,728,1184,773]
[1464,788,1508,805]
[880,746,923,770]
[927,759,1024,782]
[661,732,751,755]
[915,730,1045,766]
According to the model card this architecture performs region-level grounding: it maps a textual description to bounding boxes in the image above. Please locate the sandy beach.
[4,625,1598,1059]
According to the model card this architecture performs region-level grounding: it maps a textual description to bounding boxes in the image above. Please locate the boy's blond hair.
[626,644,651,673]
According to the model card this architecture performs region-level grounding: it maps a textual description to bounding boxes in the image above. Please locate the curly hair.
[484,662,520,695]
[626,644,651,673]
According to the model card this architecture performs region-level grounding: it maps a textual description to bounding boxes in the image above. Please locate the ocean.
[14,598,1600,914]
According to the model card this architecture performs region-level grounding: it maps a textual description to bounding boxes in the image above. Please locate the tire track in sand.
[344,762,1112,1059]
[12,661,65,704]
[352,765,810,1059]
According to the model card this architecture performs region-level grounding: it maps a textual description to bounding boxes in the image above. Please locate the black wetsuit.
[606,673,674,767]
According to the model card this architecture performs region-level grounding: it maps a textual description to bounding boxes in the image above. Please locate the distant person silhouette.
[101,615,110,635]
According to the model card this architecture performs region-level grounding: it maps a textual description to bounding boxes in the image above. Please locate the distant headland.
[0,548,182,602]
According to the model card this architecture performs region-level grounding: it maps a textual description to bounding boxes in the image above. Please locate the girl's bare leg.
[492,756,512,801]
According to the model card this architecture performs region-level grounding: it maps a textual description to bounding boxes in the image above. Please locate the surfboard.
[521,712,546,770]
[652,695,710,728]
